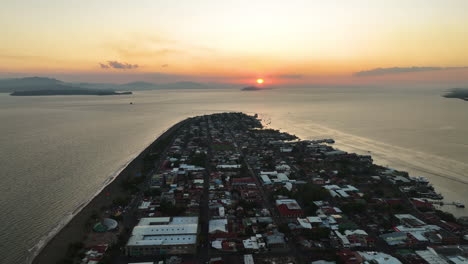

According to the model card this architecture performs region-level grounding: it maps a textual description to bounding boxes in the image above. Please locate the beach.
[32,118,188,264]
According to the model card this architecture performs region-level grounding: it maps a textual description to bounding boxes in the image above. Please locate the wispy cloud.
[115,47,182,58]
[99,61,138,70]
[354,66,468,76]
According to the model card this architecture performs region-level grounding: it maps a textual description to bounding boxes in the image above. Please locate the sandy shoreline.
[32,118,188,264]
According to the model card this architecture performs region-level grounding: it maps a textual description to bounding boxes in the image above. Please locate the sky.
[1,0,468,85]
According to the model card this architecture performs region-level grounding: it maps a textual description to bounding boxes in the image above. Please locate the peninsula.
[33,113,468,264]
[443,88,468,101]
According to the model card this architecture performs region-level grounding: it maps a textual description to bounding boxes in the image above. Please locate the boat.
[454,201,465,208]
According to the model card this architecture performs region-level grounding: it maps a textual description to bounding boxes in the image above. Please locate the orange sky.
[1,0,468,85]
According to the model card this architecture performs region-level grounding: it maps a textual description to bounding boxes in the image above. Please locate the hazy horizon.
[2,0,468,86]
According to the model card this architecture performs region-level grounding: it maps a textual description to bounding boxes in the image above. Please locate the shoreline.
[258,113,468,217]
[32,118,189,264]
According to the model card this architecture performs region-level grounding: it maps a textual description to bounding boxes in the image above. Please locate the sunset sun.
[256,78,264,84]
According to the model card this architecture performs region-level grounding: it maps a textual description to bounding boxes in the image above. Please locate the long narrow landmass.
[33,113,467,264]
[11,90,132,96]
[443,88,468,101]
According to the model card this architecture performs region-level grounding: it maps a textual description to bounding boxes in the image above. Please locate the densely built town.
[74,113,468,264]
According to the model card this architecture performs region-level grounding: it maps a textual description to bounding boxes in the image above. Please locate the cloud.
[99,63,110,69]
[99,61,138,70]
[161,64,168,67]
[354,66,468,76]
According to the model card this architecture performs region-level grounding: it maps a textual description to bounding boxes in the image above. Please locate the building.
[358,251,402,264]
[150,173,164,189]
[265,230,287,248]
[244,254,255,264]
[323,185,360,198]
[209,219,228,234]
[125,217,198,256]
[380,232,408,246]
[242,235,266,251]
[276,199,304,217]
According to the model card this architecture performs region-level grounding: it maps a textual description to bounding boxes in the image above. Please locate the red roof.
[232,177,255,184]
[277,204,304,217]
[337,250,363,264]
[411,199,433,208]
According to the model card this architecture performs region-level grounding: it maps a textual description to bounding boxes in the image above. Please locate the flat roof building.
[125,217,199,256]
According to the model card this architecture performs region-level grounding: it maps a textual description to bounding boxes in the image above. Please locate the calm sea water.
[0,87,467,263]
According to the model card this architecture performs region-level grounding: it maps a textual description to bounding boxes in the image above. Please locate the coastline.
[258,113,468,217]
[32,118,189,264]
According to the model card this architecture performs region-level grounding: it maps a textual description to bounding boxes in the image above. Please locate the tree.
[278,223,291,234]
[341,201,367,215]
[160,201,186,216]
[190,152,207,167]
[303,227,330,240]
[294,183,331,203]
[435,210,457,223]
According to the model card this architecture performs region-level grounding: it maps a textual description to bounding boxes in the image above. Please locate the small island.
[241,86,270,91]
[11,90,132,96]
[443,88,468,101]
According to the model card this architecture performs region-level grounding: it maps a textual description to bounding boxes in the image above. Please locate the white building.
[209,219,228,234]
[125,217,199,256]
[358,251,402,264]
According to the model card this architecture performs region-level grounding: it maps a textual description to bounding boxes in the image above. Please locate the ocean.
[0,86,467,263]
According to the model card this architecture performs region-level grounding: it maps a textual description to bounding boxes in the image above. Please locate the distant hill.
[120,81,157,90]
[443,88,468,101]
[120,81,208,90]
[11,90,132,96]
[0,77,126,95]
[0,77,72,93]
[0,76,228,94]
[158,81,206,90]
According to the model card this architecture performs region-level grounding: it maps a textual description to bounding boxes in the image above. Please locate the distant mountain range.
[0,77,226,95]
[120,81,207,90]
[0,77,75,93]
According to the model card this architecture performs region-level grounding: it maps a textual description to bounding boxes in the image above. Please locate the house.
[411,198,434,210]
[276,199,304,217]
[323,185,360,199]
[337,250,363,264]
[242,235,266,251]
[358,251,402,264]
[380,232,408,246]
[209,219,228,234]
[244,254,254,264]
[264,230,287,248]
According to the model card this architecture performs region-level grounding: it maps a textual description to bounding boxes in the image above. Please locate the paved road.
[226,123,306,263]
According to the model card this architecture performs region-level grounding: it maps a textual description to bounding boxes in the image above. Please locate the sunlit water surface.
[0,87,467,263]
